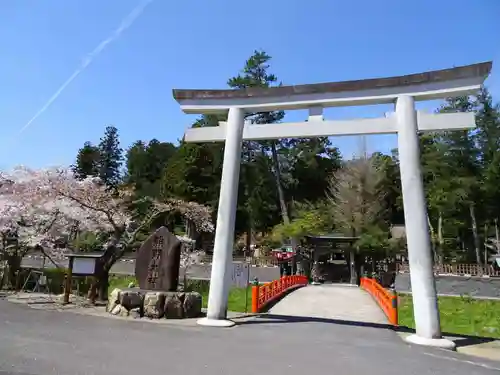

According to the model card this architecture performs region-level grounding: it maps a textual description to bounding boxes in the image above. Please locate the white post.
[197,107,245,327]
[396,96,455,349]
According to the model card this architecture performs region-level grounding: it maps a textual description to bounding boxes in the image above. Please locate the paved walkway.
[269,284,388,324]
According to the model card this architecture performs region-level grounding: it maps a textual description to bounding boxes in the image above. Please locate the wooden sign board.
[73,257,97,275]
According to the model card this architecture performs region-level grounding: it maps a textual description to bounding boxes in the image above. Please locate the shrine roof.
[305,234,359,243]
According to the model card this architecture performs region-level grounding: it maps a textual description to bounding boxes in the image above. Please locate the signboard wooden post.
[63,253,103,304]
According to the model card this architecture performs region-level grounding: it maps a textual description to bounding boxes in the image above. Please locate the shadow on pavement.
[236,313,396,330]
[236,313,498,347]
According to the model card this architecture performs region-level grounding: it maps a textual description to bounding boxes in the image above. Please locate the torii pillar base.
[197,317,236,328]
[405,334,456,351]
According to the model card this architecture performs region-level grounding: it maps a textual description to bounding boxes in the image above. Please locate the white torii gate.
[173,61,492,349]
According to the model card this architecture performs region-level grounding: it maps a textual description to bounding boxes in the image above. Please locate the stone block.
[119,290,143,310]
[164,292,184,319]
[110,304,122,315]
[129,308,141,319]
[107,288,122,312]
[183,292,202,318]
[119,307,130,317]
[143,292,166,319]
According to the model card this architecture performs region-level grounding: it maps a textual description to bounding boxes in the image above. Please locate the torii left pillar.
[197,107,245,327]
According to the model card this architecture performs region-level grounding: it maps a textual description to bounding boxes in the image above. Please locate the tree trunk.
[270,141,300,253]
[0,254,22,290]
[349,248,360,285]
[87,240,122,302]
[270,141,290,224]
[87,279,98,302]
[98,270,109,301]
[0,264,6,291]
[437,212,444,265]
[469,203,483,270]
[311,248,320,283]
[87,266,111,302]
[427,215,438,264]
[484,223,489,266]
[186,219,197,241]
[244,147,255,259]
[245,227,252,259]
[495,218,499,244]
[495,218,499,254]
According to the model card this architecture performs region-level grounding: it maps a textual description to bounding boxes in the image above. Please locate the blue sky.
[0,0,498,170]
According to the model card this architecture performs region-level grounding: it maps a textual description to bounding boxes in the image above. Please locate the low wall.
[395,273,500,299]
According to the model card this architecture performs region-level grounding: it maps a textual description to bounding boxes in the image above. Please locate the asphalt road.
[21,257,281,282]
[0,299,499,375]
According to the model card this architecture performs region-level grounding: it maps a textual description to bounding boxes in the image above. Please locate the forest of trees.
[72,50,500,268]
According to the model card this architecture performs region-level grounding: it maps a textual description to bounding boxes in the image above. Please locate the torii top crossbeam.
[173,62,492,114]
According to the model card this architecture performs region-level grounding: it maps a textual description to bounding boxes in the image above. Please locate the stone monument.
[135,226,181,292]
[107,226,202,320]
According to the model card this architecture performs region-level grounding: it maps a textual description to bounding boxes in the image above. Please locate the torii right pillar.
[396,95,452,348]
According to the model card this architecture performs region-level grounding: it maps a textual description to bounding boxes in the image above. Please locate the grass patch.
[108,276,252,313]
[109,275,136,291]
[398,293,500,338]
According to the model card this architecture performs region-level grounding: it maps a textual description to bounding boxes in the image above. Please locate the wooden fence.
[396,263,500,277]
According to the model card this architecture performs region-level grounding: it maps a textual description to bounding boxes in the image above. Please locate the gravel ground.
[1,298,499,375]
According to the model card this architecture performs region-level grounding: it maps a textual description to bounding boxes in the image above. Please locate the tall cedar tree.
[227,51,290,236]
[98,125,123,188]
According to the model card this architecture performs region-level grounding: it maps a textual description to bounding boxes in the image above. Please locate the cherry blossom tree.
[0,166,214,299]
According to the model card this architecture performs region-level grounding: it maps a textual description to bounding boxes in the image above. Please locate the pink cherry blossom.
[0,166,214,257]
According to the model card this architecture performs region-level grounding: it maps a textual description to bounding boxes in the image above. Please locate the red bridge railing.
[360,277,398,325]
[251,275,309,313]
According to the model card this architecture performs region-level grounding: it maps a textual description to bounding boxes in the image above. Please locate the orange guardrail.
[251,275,308,313]
[360,277,398,325]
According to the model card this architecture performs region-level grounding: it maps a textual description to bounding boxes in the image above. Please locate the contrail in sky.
[15,0,154,137]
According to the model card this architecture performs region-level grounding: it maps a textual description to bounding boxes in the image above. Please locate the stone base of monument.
[107,288,203,319]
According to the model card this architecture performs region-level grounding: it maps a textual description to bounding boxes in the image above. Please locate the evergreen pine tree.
[98,125,123,188]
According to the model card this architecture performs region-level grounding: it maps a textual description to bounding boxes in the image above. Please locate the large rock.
[135,226,181,291]
[129,308,141,319]
[164,292,184,319]
[119,307,130,317]
[143,292,166,319]
[110,304,122,315]
[183,292,202,318]
[119,290,143,310]
[107,288,121,312]
[108,289,202,320]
